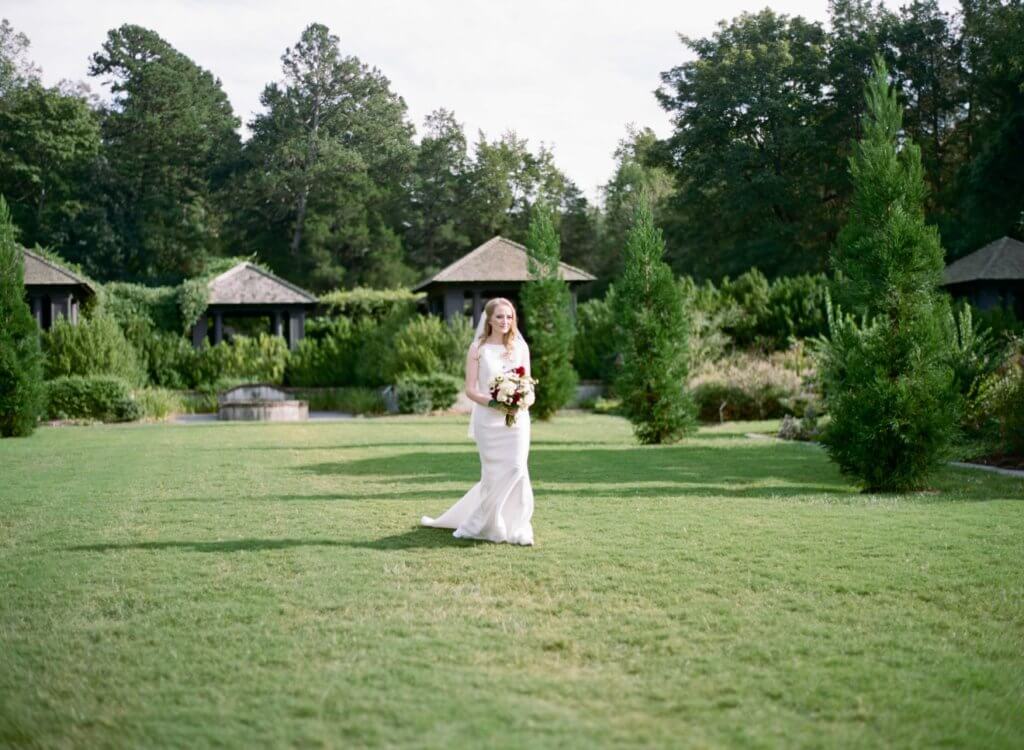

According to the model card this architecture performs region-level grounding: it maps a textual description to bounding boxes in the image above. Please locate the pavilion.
[22,248,95,330]
[942,236,1024,317]
[190,262,318,350]
[412,236,596,330]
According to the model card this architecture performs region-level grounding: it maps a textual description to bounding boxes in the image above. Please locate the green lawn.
[1,415,1022,748]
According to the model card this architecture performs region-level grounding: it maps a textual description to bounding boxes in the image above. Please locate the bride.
[420,297,535,546]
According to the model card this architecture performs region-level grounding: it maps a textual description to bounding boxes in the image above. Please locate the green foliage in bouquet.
[0,197,45,437]
[520,204,578,419]
[613,196,696,444]
[818,58,959,492]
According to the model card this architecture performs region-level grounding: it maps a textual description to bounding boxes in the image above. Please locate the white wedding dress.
[420,340,535,545]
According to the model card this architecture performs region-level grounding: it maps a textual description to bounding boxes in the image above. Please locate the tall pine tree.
[520,204,577,419]
[87,25,241,281]
[613,197,695,444]
[0,196,44,437]
[819,57,959,492]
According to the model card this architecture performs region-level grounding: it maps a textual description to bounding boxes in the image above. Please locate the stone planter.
[217,384,308,421]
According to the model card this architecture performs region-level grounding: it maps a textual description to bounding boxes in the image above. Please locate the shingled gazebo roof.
[412,236,596,291]
[22,248,95,292]
[207,263,317,305]
[943,236,1024,286]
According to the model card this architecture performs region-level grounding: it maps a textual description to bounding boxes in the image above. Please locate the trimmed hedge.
[319,287,422,321]
[45,375,141,422]
[287,313,472,389]
[395,373,462,414]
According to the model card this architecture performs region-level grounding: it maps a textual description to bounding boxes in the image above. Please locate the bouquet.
[488,366,537,427]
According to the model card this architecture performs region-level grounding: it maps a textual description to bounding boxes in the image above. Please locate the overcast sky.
[7,0,960,203]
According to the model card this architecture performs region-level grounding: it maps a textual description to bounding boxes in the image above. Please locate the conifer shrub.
[613,198,696,443]
[520,204,578,419]
[818,58,960,492]
[0,197,45,437]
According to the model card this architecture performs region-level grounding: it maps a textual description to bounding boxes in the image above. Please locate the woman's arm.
[520,340,531,379]
[464,344,492,407]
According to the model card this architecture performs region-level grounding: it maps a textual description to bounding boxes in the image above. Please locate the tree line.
[1,1,1022,293]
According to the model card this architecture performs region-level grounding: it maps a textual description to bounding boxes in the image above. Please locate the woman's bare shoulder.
[467,340,482,359]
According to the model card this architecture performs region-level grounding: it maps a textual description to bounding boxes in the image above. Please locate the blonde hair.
[476,297,520,357]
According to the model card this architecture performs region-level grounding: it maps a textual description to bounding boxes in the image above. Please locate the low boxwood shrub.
[45,375,141,422]
[397,375,462,409]
[396,373,462,413]
[396,380,433,414]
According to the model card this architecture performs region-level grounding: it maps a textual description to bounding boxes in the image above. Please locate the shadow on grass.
[292,442,1022,503]
[342,527,486,550]
[297,443,847,496]
[67,529,481,554]
[230,438,641,451]
[67,538,346,553]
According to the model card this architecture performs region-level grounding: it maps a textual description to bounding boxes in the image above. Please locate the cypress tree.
[819,58,959,491]
[520,204,577,419]
[0,196,45,437]
[613,197,695,444]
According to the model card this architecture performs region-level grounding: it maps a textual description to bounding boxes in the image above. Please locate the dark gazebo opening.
[943,236,1024,319]
[21,248,95,330]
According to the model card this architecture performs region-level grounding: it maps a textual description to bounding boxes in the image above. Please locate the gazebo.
[21,248,95,330]
[942,236,1024,317]
[413,236,596,330]
[190,262,318,350]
